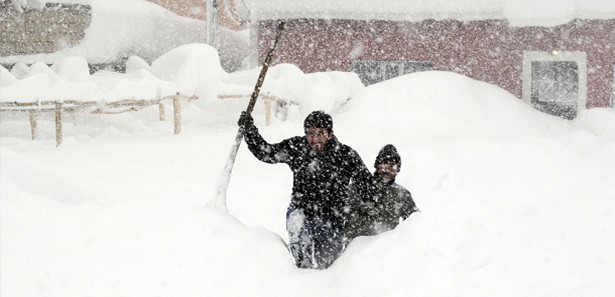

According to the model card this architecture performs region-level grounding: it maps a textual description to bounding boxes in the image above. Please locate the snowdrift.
[2,48,615,297]
[344,71,569,140]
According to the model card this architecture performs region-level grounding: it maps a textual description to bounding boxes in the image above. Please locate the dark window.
[352,60,433,86]
[531,61,579,119]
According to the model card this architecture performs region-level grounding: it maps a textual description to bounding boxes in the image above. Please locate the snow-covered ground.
[2,44,615,296]
[2,0,615,296]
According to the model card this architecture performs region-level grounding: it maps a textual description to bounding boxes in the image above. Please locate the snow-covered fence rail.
[0,94,197,146]
[218,93,296,125]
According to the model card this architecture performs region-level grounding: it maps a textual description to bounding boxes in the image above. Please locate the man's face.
[305,127,332,152]
[376,163,398,180]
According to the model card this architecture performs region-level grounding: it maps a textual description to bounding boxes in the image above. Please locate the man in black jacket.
[346,144,419,242]
[238,110,375,269]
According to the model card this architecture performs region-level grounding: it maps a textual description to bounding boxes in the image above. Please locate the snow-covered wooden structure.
[246,0,615,119]
[0,95,197,146]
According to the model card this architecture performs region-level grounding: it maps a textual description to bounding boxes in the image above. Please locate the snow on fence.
[217,93,296,126]
[0,94,197,146]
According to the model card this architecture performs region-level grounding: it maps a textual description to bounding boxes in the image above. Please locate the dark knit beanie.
[304,111,333,132]
[375,144,401,171]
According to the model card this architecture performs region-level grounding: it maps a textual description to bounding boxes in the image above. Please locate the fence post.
[54,102,63,146]
[173,97,181,134]
[28,109,38,140]
[159,103,165,121]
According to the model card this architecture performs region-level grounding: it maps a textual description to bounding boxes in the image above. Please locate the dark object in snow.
[242,111,376,269]
[346,144,418,242]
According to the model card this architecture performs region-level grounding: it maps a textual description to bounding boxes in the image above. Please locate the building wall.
[0,3,91,56]
[147,0,246,30]
[147,0,203,20]
[257,18,615,108]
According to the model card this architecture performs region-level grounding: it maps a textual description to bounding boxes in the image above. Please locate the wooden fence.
[218,93,294,126]
[0,94,197,146]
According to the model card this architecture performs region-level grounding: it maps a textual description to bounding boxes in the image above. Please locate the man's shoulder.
[277,135,306,147]
[331,138,358,155]
[390,182,412,197]
[286,135,305,143]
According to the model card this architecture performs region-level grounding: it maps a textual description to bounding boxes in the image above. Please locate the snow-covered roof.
[0,0,248,70]
[0,0,205,64]
[243,0,615,27]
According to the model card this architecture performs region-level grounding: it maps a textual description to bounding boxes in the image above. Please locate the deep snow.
[2,45,615,296]
[2,0,615,296]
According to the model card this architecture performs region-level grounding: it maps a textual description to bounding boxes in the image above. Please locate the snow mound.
[90,69,177,102]
[25,62,60,84]
[9,63,29,79]
[304,71,365,112]
[2,65,53,102]
[220,64,365,117]
[576,108,615,139]
[51,56,91,83]
[0,152,293,296]
[151,43,227,100]
[345,71,567,139]
[2,63,615,297]
[125,55,152,74]
[1,52,183,103]
[0,65,18,87]
[262,63,339,115]
[0,148,99,205]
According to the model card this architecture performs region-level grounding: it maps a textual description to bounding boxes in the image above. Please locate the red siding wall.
[258,19,615,108]
[147,0,246,30]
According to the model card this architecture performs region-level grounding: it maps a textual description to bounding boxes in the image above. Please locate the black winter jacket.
[346,174,418,240]
[243,125,376,224]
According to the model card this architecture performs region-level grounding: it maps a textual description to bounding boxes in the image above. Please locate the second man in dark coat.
[346,144,419,242]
